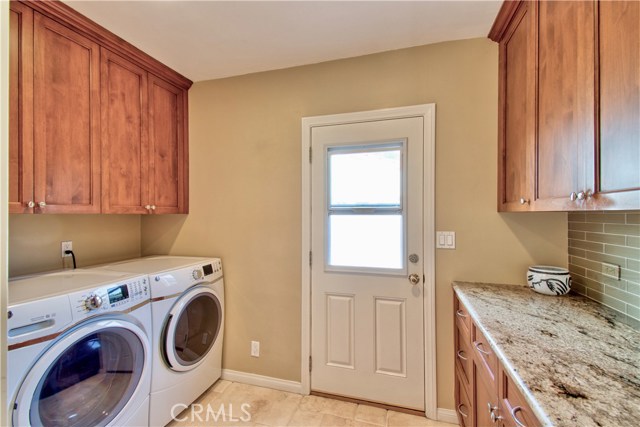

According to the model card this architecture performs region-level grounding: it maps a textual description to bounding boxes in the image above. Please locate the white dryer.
[7,270,152,427]
[96,256,224,427]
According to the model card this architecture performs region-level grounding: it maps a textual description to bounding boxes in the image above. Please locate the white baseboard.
[221,369,304,395]
[437,408,458,424]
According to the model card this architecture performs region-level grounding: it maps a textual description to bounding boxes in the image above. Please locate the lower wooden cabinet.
[499,370,540,427]
[454,293,541,427]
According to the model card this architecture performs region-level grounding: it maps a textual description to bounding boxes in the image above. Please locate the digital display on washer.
[203,264,213,276]
[108,285,129,303]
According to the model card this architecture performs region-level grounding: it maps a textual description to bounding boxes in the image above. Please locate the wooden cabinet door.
[101,48,150,214]
[33,13,101,213]
[597,0,640,209]
[535,1,596,210]
[9,2,34,214]
[498,1,535,212]
[474,365,499,427]
[148,75,188,214]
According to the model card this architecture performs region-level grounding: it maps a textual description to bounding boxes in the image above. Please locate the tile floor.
[169,380,455,427]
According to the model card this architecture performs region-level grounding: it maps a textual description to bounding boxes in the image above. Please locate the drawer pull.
[456,309,468,318]
[456,350,468,361]
[457,404,469,418]
[511,407,527,427]
[474,341,491,355]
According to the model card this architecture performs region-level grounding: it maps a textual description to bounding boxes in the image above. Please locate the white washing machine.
[7,269,152,427]
[96,256,224,427]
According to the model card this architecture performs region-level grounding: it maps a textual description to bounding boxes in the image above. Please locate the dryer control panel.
[69,274,150,320]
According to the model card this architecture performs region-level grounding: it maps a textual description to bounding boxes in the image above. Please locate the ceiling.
[63,1,503,82]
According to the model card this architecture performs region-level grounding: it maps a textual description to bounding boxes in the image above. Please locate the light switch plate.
[436,231,456,249]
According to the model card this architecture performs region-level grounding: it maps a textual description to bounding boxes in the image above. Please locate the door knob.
[408,254,419,263]
[408,274,421,285]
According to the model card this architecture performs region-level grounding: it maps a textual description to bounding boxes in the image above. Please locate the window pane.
[329,215,403,269]
[329,147,401,207]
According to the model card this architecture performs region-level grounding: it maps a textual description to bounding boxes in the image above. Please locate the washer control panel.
[70,274,150,320]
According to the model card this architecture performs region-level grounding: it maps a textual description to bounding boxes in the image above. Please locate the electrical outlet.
[61,241,73,258]
[602,262,620,280]
[251,341,260,357]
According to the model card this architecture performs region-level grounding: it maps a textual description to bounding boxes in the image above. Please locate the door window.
[30,328,144,427]
[167,292,221,367]
[326,142,406,272]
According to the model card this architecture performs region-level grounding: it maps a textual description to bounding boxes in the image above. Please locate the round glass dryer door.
[163,286,222,371]
[13,320,148,427]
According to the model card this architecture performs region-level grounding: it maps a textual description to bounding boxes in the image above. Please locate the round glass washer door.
[13,318,149,427]
[163,286,222,371]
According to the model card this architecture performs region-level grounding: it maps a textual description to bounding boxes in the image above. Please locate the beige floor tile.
[202,382,302,426]
[319,414,381,427]
[387,411,454,427]
[211,379,233,394]
[298,395,358,419]
[287,408,324,426]
[354,405,387,426]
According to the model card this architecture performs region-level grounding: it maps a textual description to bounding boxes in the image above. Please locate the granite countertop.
[453,281,640,427]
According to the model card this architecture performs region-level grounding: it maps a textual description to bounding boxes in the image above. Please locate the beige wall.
[9,215,141,277]
[141,38,568,410]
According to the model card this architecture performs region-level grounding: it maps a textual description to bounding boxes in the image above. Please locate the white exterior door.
[310,116,425,410]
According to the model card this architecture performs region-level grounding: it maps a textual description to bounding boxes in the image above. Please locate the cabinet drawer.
[454,295,471,336]
[455,324,472,387]
[455,368,473,427]
[501,370,541,427]
[472,323,498,388]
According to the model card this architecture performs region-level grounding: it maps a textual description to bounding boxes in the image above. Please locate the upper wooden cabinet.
[9,0,191,214]
[101,49,150,214]
[9,2,33,214]
[34,13,102,213]
[148,75,188,214]
[491,0,640,211]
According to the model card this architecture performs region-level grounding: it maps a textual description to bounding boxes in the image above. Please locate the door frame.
[301,104,436,419]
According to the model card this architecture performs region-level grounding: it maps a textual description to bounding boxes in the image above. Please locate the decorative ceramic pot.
[527,266,571,296]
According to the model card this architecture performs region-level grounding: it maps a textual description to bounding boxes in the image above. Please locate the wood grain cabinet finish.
[9,0,191,214]
[491,0,640,211]
[497,0,535,211]
[148,75,188,214]
[454,293,541,427]
[9,2,33,214]
[100,48,150,214]
[33,12,102,213]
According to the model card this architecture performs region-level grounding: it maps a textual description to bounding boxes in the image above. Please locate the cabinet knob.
[519,197,529,205]
[38,201,46,208]
[27,201,35,208]
[145,205,151,210]
[150,205,156,210]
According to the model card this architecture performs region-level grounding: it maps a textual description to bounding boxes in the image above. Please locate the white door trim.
[301,104,436,419]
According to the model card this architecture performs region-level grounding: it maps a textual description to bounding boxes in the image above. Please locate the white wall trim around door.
[300,104,437,419]
[437,408,458,424]
[221,369,304,395]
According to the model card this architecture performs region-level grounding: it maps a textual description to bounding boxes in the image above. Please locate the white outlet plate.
[251,341,260,357]
[602,262,621,280]
[61,241,73,258]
